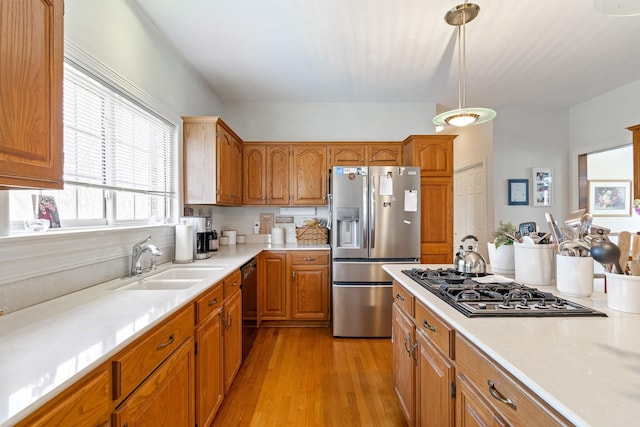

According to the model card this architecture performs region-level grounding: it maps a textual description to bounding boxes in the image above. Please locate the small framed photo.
[508,179,529,206]
[532,167,552,207]
[588,180,631,216]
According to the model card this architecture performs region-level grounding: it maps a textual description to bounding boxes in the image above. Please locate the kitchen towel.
[271,227,284,244]
[175,222,193,262]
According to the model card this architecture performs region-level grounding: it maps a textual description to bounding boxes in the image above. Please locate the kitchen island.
[384,263,640,426]
[0,242,328,426]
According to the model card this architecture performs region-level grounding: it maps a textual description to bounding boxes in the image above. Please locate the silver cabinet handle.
[403,333,412,354]
[156,333,174,350]
[395,293,405,302]
[303,257,316,261]
[208,297,218,306]
[422,319,436,333]
[488,380,517,410]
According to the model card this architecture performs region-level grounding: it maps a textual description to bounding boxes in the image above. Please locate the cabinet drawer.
[112,306,194,401]
[392,281,414,317]
[223,270,242,299]
[455,334,570,426]
[415,299,455,359]
[195,283,223,324]
[289,251,329,265]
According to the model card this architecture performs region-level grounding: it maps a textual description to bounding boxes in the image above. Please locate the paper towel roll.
[175,223,193,262]
[271,227,284,244]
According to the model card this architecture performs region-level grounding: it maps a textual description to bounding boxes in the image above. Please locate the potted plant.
[487,221,517,275]
[633,199,640,215]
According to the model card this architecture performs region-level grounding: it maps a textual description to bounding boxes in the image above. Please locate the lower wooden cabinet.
[392,278,572,427]
[16,364,111,427]
[455,334,571,426]
[112,337,195,427]
[223,286,243,393]
[392,302,416,425]
[258,250,330,324]
[195,284,224,427]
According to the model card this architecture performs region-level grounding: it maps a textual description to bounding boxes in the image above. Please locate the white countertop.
[384,264,640,427]
[0,243,328,426]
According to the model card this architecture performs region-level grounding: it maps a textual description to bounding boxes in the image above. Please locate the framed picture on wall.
[532,167,552,206]
[588,180,631,216]
[508,179,529,205]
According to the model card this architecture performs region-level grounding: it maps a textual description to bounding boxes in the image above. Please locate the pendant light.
[593,0,640,16]
[433,2,496,128]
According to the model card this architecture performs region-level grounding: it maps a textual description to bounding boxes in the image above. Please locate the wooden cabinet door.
[217,124,235,205]
[183,119,217,204]
[290,145,327,205]
[456,373,508,427]
[367,144,403,166]
[17,365,111,427]
[266,145,290,205]
[290,264,329,320]
[258,251,288,320]
[420,176,454,264]
[0,0,63,189]
[112,338,195,427]
[392,303,416,426]
[223,289,243,393]
[243,144,266,204]
[416,329,455,427]
[407,137,454,177]
[230,135,243,205]
[195,310,224,427]
[329,144,366,166]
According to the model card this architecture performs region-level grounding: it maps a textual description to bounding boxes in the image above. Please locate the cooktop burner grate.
[402,268,607,318]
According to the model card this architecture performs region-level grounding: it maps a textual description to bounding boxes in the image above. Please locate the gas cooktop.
[402,268,607,318]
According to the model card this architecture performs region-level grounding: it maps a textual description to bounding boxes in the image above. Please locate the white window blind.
[63,63,175,200]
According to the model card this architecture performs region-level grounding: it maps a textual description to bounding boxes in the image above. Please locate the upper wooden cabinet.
[291,144,328,205]
[243,144,290,205]
[183,116,243,206]
[404,135,454,177]
[0,0,64,189]
[329,143,403,166]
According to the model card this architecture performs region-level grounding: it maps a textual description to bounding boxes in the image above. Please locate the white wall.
[223,102,437,140]
[492,107,570,231]
[65,0,223,116]
[570,79,640,232]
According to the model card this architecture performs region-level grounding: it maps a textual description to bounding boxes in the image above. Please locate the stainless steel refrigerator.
[330,166,420,337]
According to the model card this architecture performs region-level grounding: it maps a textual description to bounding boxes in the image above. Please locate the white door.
[454,164,487,260]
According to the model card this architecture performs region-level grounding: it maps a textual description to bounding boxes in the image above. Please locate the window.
[10,61,176,230]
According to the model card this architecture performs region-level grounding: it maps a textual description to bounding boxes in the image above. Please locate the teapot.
[455,235,487,274]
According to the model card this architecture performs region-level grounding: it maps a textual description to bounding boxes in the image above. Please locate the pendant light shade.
[433,3,496,128]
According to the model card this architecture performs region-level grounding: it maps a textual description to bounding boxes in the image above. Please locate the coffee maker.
[180,216,211,259]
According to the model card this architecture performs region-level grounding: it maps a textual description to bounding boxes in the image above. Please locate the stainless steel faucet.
[130,235,163,276]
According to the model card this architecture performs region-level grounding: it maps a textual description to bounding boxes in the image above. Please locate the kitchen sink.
[115,279,202,291]
[107,266,228,290]
[146,266,227,280]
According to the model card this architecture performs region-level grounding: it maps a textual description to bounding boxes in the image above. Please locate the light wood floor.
[212,327,407,427]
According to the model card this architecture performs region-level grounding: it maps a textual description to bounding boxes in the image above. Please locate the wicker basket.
[295,226,329,245]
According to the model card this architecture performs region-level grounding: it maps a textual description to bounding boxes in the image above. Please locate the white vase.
[487,242,515,275]
[514,243,556,286]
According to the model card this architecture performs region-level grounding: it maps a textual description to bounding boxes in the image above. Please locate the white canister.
[236,234,246,244]
[514,243,556,286]
[556,255,594,297]
[219,236,230,246]
[487,242,515,275]
[223,229,237,245]
[605,272,640,314]
[271,226,285,244]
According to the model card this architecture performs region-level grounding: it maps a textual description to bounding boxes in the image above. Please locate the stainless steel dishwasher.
[240,258,258,360]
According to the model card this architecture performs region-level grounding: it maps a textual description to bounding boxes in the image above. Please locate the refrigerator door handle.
[370,175,375,249]
[361,174,368,250]
[327,193,333,230]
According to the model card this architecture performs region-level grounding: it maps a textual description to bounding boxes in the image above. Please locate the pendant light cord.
[458,5,467,111]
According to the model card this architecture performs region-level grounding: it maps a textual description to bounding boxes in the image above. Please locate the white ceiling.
[133,0,640,109]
